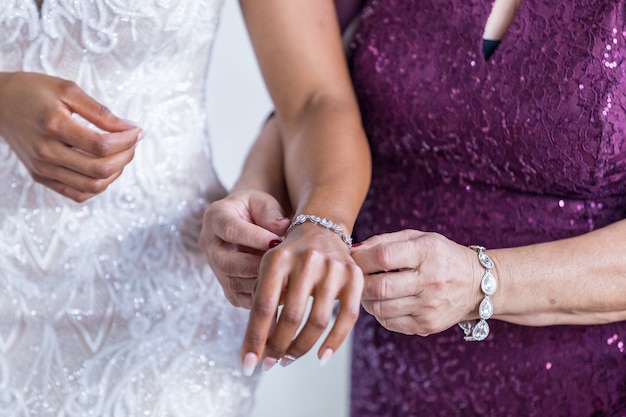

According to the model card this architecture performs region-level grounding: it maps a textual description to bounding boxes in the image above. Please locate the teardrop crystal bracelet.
[458,245,497,341]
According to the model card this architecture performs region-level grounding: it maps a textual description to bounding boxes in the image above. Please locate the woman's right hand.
[0,72,142,202]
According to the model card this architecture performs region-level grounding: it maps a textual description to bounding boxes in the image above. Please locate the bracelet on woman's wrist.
[286,214,353,249]
[458,245,497,341]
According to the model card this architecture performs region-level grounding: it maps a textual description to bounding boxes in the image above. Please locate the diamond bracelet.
[458,245,497,341]
[286,214,353,249]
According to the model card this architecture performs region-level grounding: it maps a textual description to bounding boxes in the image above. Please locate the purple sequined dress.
[347,1,626,415]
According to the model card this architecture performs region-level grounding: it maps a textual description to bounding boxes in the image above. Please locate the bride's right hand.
[0,71,142,202]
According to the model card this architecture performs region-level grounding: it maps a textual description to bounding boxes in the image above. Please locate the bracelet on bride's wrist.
[458,245,497,341]
[286,214,353,249]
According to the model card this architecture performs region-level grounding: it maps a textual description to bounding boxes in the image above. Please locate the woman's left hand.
[241,223,363,373]
[351,230,483,336]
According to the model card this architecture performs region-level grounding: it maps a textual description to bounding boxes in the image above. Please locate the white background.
[207,2,350,416]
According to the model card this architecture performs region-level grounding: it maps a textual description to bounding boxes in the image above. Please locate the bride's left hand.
[351,230,482,336]
[241,223,363,373]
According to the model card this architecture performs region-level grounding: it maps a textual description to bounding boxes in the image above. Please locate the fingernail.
[279,354,297,368]
[242,352,258,377]
[351,242,363,248]
[262,357,279,372]
[319,348,334,367]
[137,129,146,141]
[268,239,282,249]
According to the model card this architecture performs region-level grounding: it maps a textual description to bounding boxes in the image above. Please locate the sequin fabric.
[0,1,259,416]
[348,0,626,415]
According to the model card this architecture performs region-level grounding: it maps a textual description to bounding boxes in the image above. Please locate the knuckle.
[374,245,395,271]
[280,308,303,327]
[341,302,361,323]
[252,299,277,319]
[83,179,109,194]
[98,104,113,119]
[307,312,330,330]
[32,142,53,161]
[58,79,80,97]
[91,139,111,157]
[212,254,232,276]
[91,160,117,179]
[246,332,269,347]
[226,277,244,294]
[29,159,47,175]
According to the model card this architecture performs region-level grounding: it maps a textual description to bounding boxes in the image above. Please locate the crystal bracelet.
[286,214,353,249]
[458,245,497,341]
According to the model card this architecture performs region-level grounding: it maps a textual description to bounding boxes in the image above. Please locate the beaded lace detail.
[0,1,258,416]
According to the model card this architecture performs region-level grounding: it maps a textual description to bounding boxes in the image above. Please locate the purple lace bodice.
[348,0,626,415]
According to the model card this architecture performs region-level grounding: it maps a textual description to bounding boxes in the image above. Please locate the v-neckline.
[34,0,44,15]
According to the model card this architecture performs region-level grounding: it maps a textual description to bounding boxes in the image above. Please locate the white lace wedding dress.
[0,1,260,416]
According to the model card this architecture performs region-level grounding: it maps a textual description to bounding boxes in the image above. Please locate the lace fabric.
[348,0,626,415]
[0,1,259,416]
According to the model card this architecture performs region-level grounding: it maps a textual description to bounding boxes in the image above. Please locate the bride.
[0,0,368,416]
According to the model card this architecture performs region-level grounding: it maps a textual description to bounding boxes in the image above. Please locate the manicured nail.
[137,129,146,141]
[262,357,279,372]
[242,352,258,377]
[319,348,334,367]
[268,239,282,249]
[279,354,297,368]
[351,242,363,248]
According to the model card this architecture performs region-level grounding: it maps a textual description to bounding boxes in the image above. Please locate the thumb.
[249,195,290,236]
[61,82,137,132]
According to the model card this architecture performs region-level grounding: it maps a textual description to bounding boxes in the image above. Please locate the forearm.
[231,114,290,212]
[281,98,370,233]
[492,218,626,326]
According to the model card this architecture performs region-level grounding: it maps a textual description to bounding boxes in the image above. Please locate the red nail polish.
[352,242,363,248]
[268,239,282,249]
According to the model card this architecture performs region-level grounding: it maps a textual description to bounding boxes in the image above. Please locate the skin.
[200,0,371,374]
[351,222,626,337]
[0,72,142,202]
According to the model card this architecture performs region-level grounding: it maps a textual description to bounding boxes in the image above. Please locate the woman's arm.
[492,218,626,326]
[238,0,371,373]
[351,219,626,338]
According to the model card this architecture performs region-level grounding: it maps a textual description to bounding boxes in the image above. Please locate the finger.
[241,251,289,376]
[223,275,258,295]
[352,238,427,275]
[361,296,418,321]
[208,240,263,278]
[54,119,141,158]
[351,229,427,251]
[60,81,137,132]
[280,279,337,367]
[261,263,316,370]
[47,138,136,181]
[361,270,422,301]
[316,265,363,366]
[249,197,290,236]
[34,147,134,194]
[229,293,254,310]
[34,176,96,203]
[212,208,284,252]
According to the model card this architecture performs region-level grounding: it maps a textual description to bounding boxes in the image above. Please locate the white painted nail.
[242,352,258,377]
[319,348,334,367]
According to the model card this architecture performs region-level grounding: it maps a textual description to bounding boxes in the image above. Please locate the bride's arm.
[237,0,371,373]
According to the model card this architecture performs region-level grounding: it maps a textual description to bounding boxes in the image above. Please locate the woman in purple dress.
[202,0,626,415]
[346,0,626,415]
